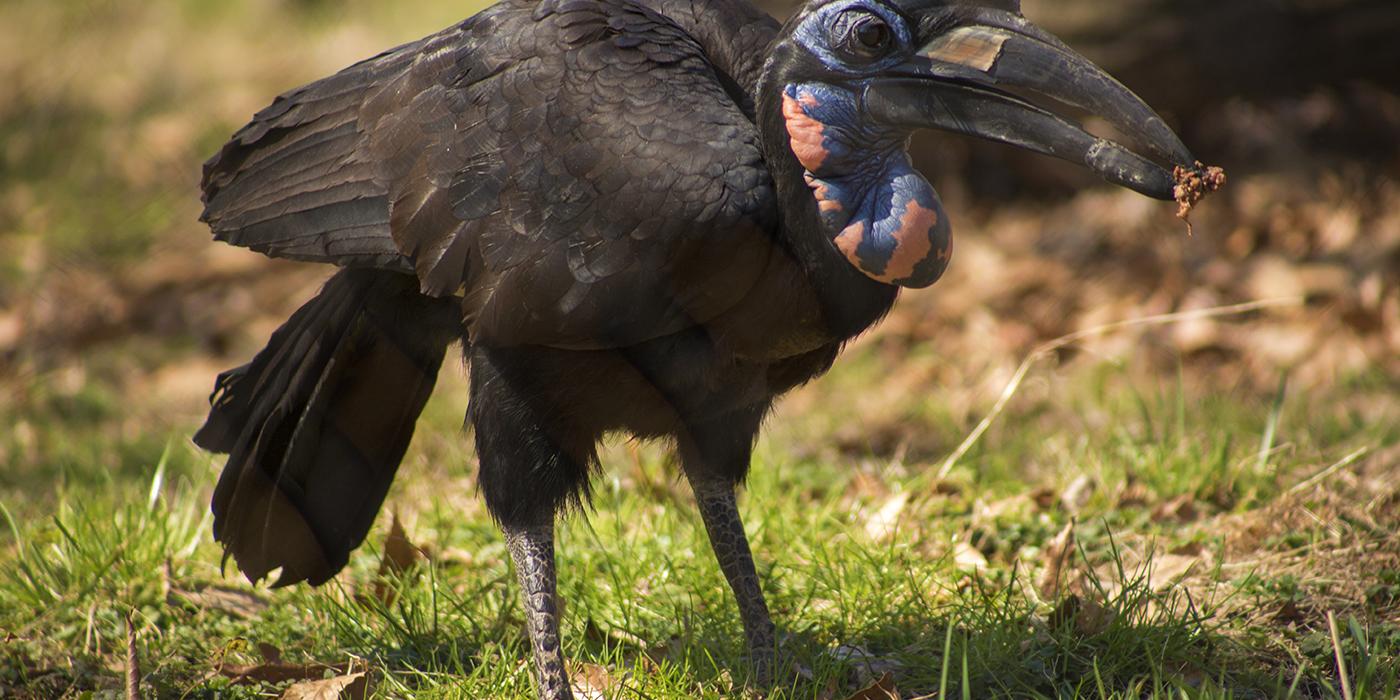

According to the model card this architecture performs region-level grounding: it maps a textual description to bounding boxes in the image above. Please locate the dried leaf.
[169,584,268,619]
[279,672,366,700]
[1030,487,1057,511]
[370,513,424,606]
[953,542,988,571]
[1049,594,1117,637]
[930,480,962,497]
[221,660,357,686]
[1151,495,1200,523]
[842,671,900,700]
[1275,600,1310,625]
[257,642,284,664]
[1148,553,1203,592]
[570,663,618,700]
[1060,476,1095,513]
[1117,476,1150,508]
[849,471,893,500]
[1075,596,1117,637]
[864,492,910,541]
[1037,519,1077,600]
[830,645,904,677]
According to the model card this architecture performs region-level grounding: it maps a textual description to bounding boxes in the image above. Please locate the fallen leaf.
[169,584,268,619]
[975,494,1035,523]
[849,470,893,500]
[842,671,900,700]
[1037,519,1077,600]
[279,672,366,700]
[1049,594,1117,637]
[1274,600,1310,625]
[865,492,910,541]
[1047,594,1079,630]
[257,642,284,664]
[1075,596,1117,637]
[220,660,359,686]
[1060,475,1096,513]
[1148,553,1203,592]
[1030,487,1057,511]
[953,542,988,571]
[1151,494,1200,523]
[1117,476,1150,508]
[829,644,904,677]
[570,662,618,700]
[0,312,21,353]
[369,513,425,606]
[930,480,963,497]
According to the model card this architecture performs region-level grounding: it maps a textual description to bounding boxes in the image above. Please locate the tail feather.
[196,268,460,586]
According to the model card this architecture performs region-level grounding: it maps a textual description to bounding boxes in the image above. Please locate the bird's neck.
[780,83,952,289]
[755,65,934,340]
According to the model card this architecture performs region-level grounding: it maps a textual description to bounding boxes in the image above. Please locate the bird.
[193,0,1203,697]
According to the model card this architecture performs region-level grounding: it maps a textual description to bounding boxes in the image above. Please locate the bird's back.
[201,0,785,350]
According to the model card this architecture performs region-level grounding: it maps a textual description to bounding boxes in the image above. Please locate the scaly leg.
[690,480,777,684]
[471,346,596,700]
[505,521,573,700]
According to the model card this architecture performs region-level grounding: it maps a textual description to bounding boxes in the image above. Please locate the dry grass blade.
[125,610,139,700]
[1286,446,1370,497]
[936,297,1303,479]
[1327,611,1354,700]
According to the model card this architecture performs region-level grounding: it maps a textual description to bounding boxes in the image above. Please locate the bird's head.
[760,0,1199,289]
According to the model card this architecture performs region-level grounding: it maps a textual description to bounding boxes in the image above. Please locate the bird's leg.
[689,479,777,684]
[470,346,597,700]
[504,520,574,700]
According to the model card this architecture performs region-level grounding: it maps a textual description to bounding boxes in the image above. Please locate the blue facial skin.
[789,0,915,75]
[784,82,953,288]
[781,1,953,288]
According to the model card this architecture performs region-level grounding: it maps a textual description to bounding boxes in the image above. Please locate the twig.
[1327,610,1353,700]
[936,297,1301,480]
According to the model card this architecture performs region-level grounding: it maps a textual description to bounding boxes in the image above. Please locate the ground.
[1,1,1398,698]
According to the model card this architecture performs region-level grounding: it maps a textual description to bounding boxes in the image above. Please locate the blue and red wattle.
[782,83,952,289]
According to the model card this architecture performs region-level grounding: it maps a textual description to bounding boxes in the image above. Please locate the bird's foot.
[745,625,779,687]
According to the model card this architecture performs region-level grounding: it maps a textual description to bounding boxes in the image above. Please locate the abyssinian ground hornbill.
[195,0,1210,695]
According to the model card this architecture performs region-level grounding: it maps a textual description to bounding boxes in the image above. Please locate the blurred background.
[1,0,1398,696]
[3,0,1396,483]
[0,0,1394,543]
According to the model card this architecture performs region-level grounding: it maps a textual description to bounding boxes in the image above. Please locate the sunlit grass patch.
[2,357,1396,698]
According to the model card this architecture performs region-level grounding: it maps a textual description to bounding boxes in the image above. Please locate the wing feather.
[201,0,781,348]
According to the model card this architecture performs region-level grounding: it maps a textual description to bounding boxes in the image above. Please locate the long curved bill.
[863,10,1195,201]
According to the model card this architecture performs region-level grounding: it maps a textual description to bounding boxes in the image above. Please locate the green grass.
[2,354,1397,699]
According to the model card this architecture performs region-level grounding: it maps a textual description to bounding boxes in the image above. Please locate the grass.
[2,348,1397,699]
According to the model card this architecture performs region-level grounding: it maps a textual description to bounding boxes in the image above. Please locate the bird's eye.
[846,14,892,58]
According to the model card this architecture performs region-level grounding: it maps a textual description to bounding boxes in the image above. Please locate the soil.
[1173,161,1228,230]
